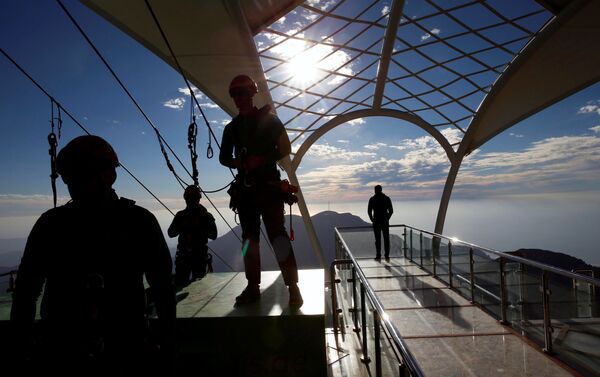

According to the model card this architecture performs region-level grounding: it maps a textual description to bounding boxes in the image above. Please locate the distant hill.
[0,238,27,271]
[508,248,600,276]
[208,211,371,272]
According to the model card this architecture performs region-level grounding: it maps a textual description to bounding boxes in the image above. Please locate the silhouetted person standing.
[168,185,217,286]
[368,185,394,261]
[10,135,176,376]
[220,74,302,307]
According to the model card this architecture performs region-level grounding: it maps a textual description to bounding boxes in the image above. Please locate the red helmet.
[57,135,119,178]
[183,185,202,201]
[228,75,258,98]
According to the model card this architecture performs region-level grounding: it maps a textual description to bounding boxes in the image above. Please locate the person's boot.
[288,283,303,307]
[235,284,260,305]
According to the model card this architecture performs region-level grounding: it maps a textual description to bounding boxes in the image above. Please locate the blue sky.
[1,1,599,264]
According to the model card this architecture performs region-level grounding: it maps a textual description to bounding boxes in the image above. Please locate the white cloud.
[381,5,390,16]
[163,98,185,110]
[297,124,600,202]
[306,0,336,11]
[221,119,230,125]
[277,16,286,24]
[440,127,462,144]
[578,103,600,115]
[346,118,365,126]
[200,102,220,109]
[307,143,376,160]
[178,87,204,99]
[509,132,524,138]
[337,139,349,143]
[364,142,387,150]
[465,135,600,170]
[420,28,441,42]
[0,193,70,217]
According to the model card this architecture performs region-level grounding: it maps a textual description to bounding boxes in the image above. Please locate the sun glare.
[269,32,353,88]
[287,50,320,85]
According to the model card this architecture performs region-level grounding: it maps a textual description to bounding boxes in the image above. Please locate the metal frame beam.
[292,108,457,171]
[372,0,405,109]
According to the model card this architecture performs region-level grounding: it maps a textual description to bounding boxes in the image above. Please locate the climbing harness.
[48,99,62,208]
[280,179,299,241]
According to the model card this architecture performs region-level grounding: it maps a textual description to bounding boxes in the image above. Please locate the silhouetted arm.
[367,197,374,222]
[167,212,182,238]
[219,123,240,169]
[205,212,217,240]
[10,213,49,350]
[387,197,393,220]
[272,116,291,162]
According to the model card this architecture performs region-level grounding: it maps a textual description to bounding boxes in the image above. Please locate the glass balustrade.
[332,225,600,376]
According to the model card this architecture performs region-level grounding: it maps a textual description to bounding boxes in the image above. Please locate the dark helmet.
[57,135,119,178]
[184,185,202,201]
[228,75,258,98]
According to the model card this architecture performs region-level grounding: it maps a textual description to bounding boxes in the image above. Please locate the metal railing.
[332,228,426,377]
[332,224,600,376]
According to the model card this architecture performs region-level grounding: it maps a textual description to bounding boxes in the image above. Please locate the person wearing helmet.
[10,135,176,375]
[168,185,217,286]
[220,74,303,307]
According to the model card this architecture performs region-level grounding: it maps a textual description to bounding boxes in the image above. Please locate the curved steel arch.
[291,108,458,171]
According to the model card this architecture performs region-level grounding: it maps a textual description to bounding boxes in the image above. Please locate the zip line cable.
[55,0,193,187]
[143,0,263,246]
[60,0,277,253]
[1,47,240,272]
[1,48,238,269]
[0,47,175,217]
[56,0,237,195]
[143,0,235,179]
[55,0,243,244]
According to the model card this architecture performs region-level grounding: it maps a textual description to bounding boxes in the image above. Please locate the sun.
[287,51,320,85]
[273,37,323,87]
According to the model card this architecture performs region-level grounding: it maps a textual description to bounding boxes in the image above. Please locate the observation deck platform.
[332,256,577,377]
[174,269,326,376]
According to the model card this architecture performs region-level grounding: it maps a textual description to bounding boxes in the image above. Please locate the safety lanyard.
[48,99,62,208]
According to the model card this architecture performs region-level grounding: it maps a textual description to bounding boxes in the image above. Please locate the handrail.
[337,224,600,287]
[0,270,17,278]
[334,227,426,377]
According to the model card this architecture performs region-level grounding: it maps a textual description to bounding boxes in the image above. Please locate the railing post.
[448,242,453,288]
[469,247,475,303]
[399,363,409,377]
[403,227,407,258]
[541,271,554,354]
[351,267,361,333]
[432,237,438,278]
[374,310,382,377]
[499,258,508,324]
[419,232,423,268]
[409,229,413,261]
[360,282,371,363]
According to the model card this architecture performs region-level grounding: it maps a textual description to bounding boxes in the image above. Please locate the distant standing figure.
[368,185,394,260]
[10,135,176,375]
[168,185,217,286]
